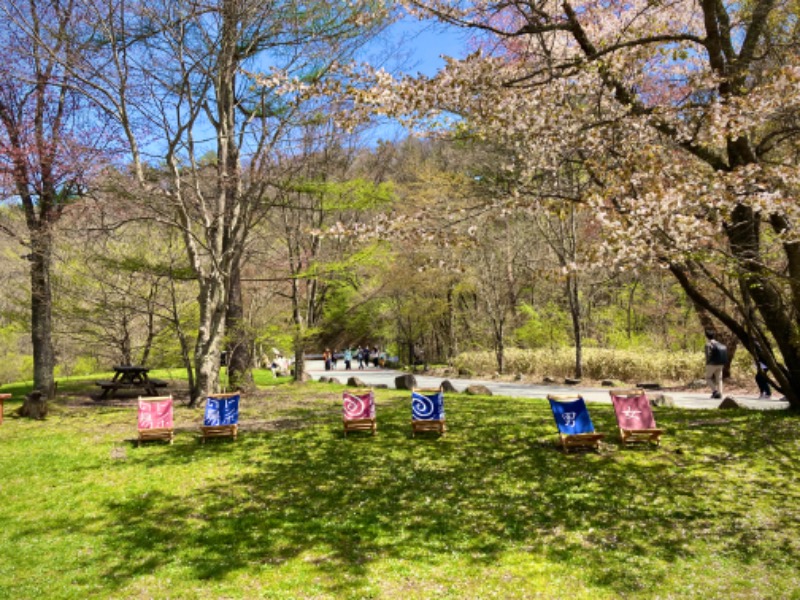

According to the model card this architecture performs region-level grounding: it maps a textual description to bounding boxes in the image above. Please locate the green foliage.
[290,178,395,211]
[514,303,570,348]
[0,382,798,598]
[0,324,29,385]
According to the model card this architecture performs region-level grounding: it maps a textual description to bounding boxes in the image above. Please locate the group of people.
[323,346,385,371]
[704,330,772,400]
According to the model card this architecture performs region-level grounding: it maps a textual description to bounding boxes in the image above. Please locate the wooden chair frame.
[137,395,174,446]
[200,392,240,443]
[547,394,604,453]
[343,389,376,437]
[609,389,664,446]
[411,387,446,436]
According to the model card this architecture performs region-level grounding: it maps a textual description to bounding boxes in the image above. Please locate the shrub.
[455,347,750,384]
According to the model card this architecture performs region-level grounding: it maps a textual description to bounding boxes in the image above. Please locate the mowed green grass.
[0,377,799,599]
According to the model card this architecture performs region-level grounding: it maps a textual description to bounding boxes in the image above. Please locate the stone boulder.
[318,376,330,383]
[564,378,581,385]
[440,379,458,393]
[601,380,615,387]
[649,393,675,408]
[543,376,556,384]
[718,397,743,409]
[347,376,367,387]
[395,374,417,390]
[328,377,340,385]
[465,384,493,396]
[298,371,312,382]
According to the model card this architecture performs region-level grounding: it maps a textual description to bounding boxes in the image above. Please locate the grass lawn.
[1,375,799,599]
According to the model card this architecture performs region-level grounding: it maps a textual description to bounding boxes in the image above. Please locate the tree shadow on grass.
[97,398,800,597]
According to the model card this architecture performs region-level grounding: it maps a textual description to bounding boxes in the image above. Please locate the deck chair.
[137,395,174,446]
[547,394,605,452]
[200,393,240,443]
[610,389,664,446]
[342,389,376,436]
[411,387,446,436]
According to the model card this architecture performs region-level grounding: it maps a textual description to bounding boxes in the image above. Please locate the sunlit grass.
[0,379,799,598]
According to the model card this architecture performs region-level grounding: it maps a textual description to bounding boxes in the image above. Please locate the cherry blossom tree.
[0,0,115,416]
[359,0,800,408]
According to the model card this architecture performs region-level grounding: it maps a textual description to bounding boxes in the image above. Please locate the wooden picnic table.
[95,365,167,399]
[0,393,10,424]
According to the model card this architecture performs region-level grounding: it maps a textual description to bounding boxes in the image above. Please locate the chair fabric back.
[610,391,656,429]
[204,394,240,426]
[343,390,375,420]
[138,397,173,430]
[548,396,595,435]
[412,390,445,421]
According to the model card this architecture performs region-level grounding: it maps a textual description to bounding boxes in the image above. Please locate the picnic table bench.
[96,366,167,399]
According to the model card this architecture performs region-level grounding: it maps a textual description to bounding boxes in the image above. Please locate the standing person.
[331,349,338,370]
[371,346,379,368]
[753,343,771,399]
[356,346,364,369]
[323,348,332,371]
[344,347,352,371]
[704,330,727,399]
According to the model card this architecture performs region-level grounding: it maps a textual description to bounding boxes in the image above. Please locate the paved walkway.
[306,361,789,410]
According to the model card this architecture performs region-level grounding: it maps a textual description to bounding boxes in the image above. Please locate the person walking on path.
[705,330,727,399]
[753,343,771,399]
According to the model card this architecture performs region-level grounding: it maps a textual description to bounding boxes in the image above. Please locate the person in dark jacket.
[705,330,727,399]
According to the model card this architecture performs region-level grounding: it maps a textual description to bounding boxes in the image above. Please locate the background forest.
[2,0,797,413]
[1,136,718,387]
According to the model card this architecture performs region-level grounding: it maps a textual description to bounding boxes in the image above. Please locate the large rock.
[601,379,616,387]
[318,376,330,383]
[328,377,340,385]
[395,374,417,390]
[465,384,493,396]
[440,379,458,393]
[564,378,581,385]
[347,376,367,387]
[718,397,743,409]
[298,371,312,382]
[649,393,675,408]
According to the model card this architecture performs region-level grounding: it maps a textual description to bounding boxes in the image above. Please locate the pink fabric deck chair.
[609,389,664,446]
[343,389,376,436]
[137,395,174,446]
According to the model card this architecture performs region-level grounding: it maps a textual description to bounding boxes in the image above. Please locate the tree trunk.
[19,390,48,420]
[191,278,227,407]
[566,272,583,379]
[292,321,306,382]
[24,228,55,417]
[225,267,254,391]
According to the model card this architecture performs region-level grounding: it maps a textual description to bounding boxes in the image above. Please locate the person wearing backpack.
[705,330,728,399]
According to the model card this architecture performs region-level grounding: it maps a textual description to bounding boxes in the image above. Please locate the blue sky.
[367,16,472,77]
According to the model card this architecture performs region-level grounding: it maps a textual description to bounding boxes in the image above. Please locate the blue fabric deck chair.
[411,387,446,436]
[200,393,240,442]
[547,394,605,452]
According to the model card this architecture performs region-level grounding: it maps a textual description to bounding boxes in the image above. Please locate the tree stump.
[19,390,48,420]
